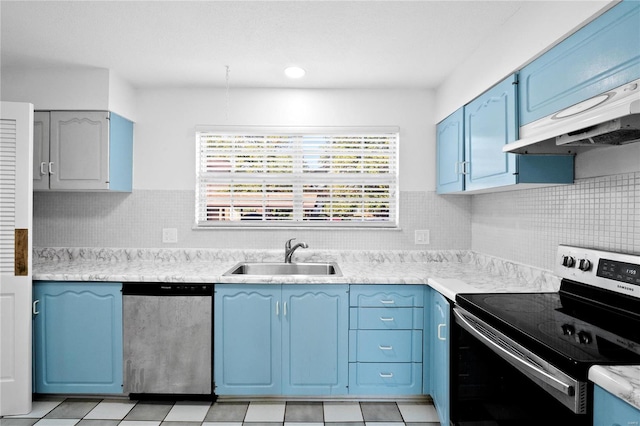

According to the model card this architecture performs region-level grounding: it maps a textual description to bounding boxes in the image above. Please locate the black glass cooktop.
[455,288,640,378]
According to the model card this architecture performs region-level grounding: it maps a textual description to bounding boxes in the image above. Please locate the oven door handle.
[453,308,575,397]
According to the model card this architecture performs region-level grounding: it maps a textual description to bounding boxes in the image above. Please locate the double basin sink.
[224,262,342,277]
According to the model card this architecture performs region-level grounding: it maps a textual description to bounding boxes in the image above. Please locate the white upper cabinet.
[34,111,133,192]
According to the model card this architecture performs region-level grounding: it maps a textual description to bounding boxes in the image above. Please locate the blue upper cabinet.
[33,281,123,394]
[519,0,640,125]
[464,74,518,192]
[436,74,574,194]
[436,107,465,194]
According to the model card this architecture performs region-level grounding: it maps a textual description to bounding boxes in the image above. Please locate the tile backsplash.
[33,190,471,251]
[471,172,639,271]
[33,171,638,272]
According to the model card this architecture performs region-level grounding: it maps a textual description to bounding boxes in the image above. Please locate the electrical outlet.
[162,228,178,243]
[415,229,430,245]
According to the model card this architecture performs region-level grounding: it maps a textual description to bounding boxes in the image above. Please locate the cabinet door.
[214,285,281,395]
[282,285,348,395]
[33,281,123,394]
[431,291,450,426]
[593,385,640,425]
[519,1,640,125]
[33,111,50,191]
[436,107,465,194]
[464,74,518,192]
[49,111,109,190]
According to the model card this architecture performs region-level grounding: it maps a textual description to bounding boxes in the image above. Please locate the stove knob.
[561,324,575,336]
[578,259,592,271]
[562,256,576,268]
[577,331,592,344]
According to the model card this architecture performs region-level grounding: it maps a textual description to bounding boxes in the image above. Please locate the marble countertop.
[32,247,640,411]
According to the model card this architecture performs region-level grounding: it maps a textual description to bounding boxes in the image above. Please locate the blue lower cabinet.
[348,285,425,396]
[214,285,281,395]
[33,281,123,394]
[282,286,349,395]
[430,290,451,426]
[348,362,422,395]
[593,385,640,425]
[214,284,349,396]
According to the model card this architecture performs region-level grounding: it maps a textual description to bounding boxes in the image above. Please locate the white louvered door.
[0,102,33,416]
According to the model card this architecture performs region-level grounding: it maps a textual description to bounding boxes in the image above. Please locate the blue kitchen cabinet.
[593,384,640,425]
[32,281,123,394]
[430,290,450,426]
[214,285,281,395]
[349,285,424,395]
[436,107,464,194]
[282,285,349,395]
[464,74,519,191]
[437,74,574,194]
[214,284,348,396]
[519,0,640,125]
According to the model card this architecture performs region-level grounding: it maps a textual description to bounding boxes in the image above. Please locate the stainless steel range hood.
[504,79,640,154]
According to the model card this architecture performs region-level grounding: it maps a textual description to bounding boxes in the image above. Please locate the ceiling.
[1,1,531,90]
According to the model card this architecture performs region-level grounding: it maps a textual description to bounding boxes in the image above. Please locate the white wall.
[1,67,136,121]
[435,0,613,122]
[134,87,436,191]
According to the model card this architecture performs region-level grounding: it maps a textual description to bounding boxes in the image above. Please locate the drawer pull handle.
[379,317,394,321]
[379,372,394,378]
[380,299,395,304]
[379,345,393,350]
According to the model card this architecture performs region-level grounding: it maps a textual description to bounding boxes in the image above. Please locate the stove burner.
[483,295,547,313]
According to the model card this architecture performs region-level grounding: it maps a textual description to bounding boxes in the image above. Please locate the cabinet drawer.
[350,285,424,308]
[348,362,422,395]
[349,330,422,363]
[350,307,423,330]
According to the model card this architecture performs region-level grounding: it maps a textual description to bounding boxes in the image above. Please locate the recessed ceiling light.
[284,66,306,79]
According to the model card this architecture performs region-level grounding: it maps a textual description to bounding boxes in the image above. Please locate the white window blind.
[195,127,399,228]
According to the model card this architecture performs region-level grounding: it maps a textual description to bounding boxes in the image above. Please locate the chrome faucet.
[284,238,308,263]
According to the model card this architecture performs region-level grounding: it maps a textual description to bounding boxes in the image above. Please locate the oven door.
[451,306,591,425]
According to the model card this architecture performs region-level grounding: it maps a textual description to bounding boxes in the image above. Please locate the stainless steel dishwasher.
[123,283,214,399]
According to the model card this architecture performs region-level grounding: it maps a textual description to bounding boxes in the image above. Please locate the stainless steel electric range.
[451,245,640,425]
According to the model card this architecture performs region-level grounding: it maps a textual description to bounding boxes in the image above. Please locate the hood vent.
[556,114,640,146]
[504,79,640,154]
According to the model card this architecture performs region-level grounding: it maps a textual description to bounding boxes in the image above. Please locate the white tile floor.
[0,398,441,426]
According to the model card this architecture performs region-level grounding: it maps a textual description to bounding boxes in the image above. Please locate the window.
[195,127,399,228]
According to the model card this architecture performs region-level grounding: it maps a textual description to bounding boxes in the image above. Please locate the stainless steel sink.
[223,262,342,277]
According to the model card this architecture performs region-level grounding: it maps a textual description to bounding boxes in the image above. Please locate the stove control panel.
[556,245,640,299]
